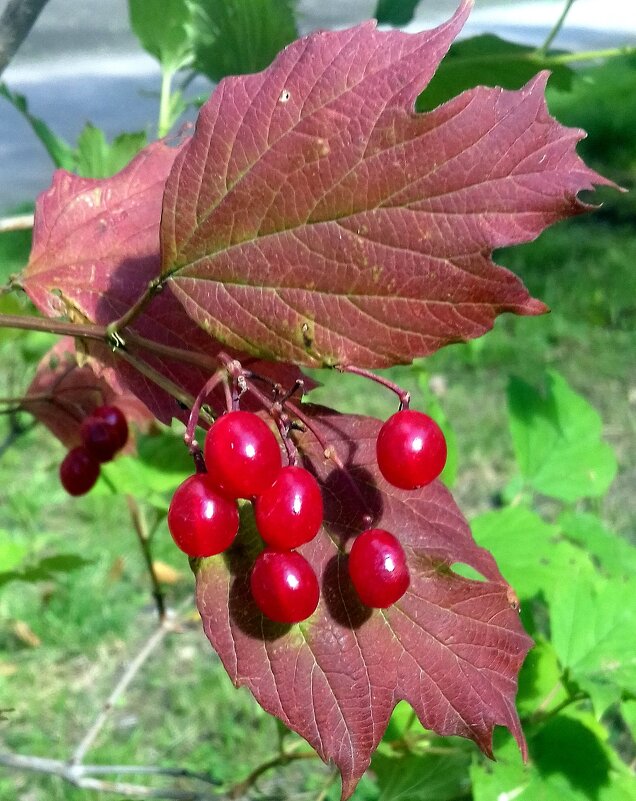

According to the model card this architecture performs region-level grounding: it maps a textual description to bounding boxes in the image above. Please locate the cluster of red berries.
[168,407,447,625]
[59,405,129,496]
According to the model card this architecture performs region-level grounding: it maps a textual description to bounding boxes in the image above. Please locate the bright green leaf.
[97,431,194,508]
[558,512,636,579]
[0,537,28,572]
[187,0,298,83]
[418,35,573,112]
[516,636,568,718]
[375,0,420,26]
[507,371,617,502]
[372,749,470,801]
[470,506,594,603]
[75,124,147,179]
[550,574,636,711]
[129,0,192,72]
[0,83,75,169]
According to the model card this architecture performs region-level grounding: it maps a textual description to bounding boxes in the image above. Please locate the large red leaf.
[22,338,154,449]
[196,407,531,798]
[21,141,308,424]
[160,0,611,368]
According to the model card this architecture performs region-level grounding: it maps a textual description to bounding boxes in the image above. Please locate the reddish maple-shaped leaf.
[22,338,153,449]
[160,0,612,368]
[21,141,309,424]
[196,407,531,798]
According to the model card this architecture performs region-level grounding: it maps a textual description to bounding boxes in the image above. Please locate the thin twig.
[0,752,216,800]
[227,749,318,798]
[0,0,51,78]
[70,596,192,766]
[126,495,167,621]
[106,279,163,341]
[538,0,576,55]
[0,212,34,233]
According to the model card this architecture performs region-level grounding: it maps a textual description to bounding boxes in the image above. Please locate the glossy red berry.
[250,549,319,624]
[376,410,447,490]
[80,416,121,462]
[60,446,101,496]
[93,405,128,450]
[167,474,239,558]
[204,411,282,499]
[348,529,409,608]
[255,466,323,550]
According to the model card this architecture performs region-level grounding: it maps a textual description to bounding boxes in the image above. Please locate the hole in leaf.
[449,562,489,582]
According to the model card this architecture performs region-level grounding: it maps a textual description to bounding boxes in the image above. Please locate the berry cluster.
[168,411,323,624]
[59,405,129,496]
[168,406,447,624]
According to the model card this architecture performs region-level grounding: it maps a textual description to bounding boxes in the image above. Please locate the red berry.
[93,405,128,450]
[376,410,446,490]
[60,446,101,496]
[348,529,409,608]
[167,474,239,558]
[255,466,323,550]
[204,411,282,499]
[80,416,120,462]
[250,549,319,624]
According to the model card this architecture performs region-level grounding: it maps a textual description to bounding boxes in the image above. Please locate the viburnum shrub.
[1,1,616,796]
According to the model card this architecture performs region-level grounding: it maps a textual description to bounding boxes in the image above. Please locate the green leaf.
[0,551,92,588]
[472,715,635,801]
[0,83,75,169]
[374,0,420,26]
[415,371,458,487]
[558,512,636,579]
[187,0,298,83]
[97,431,194,508]
[418,35,573,112]
[75,124,148,179]
[0,537,28,572]
[516,636,568,718]
[550,574,636,715]
[507,371,617,502]
[128,0,192,72]
[372,749,471,801]
[470,506,594,604]
[620,699,636,743]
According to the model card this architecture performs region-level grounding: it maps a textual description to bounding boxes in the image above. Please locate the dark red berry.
[167,474,239,558]
[376,410,447,490]
[250,549,319,624]
[60,446,101,496]
[255,466,323,550]
[93,405,128,450]
[80,416,120,462]
[204,411,281,499]
[348,529,409,608]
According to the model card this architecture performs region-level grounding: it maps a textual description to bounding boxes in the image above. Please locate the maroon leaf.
[196,407,531,798]
[22,338,154,449]
[160,0,612,368]
[21,141,309,423]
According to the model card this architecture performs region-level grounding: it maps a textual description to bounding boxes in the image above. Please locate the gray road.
[0,0,634,212]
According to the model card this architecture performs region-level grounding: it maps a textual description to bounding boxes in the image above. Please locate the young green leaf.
[550,574,636,716]
[160,2,611,368]
[74,124,147,179]
[195,407,531,799]
[470,506,595,604]
[371,749,471,801]
[0,83,75,170]
[128,0,192,72]
[187,0,298,82]
[417,35,573,112]
[558,511,636,579]
[507,371,617,502]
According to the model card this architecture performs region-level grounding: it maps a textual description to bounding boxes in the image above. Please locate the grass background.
[1,59,635,801]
